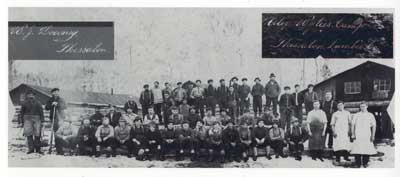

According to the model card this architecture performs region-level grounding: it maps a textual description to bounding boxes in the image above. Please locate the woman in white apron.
[330,101,351,163]
[351,102,377,168]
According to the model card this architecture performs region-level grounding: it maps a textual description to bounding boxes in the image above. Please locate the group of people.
[18,73,378,168]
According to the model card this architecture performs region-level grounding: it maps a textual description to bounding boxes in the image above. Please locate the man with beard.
[20,90,45,154]
[45,88,67,132]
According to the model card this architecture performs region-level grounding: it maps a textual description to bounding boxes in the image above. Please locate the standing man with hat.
[252,77,264,117]
[279,86,295,131]
[205,79,218,116]
[238,78,251,116]
[140,84,154,116]
[265,73,280,116]
[292,84,304,124]
[191,80,205,118]
[45,87,67,133]
[173,82,187,106]
[20,90,45,154]
[124,95,139,114]
[152,81,164,122]
[321,91,337,149]
[217,79,229,112]
[304,84,319,114]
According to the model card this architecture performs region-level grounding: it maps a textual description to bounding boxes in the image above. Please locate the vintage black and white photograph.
[8,8,395,168]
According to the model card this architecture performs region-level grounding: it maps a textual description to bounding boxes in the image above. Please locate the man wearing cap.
[191,80,205,118]
[176,122,196,161]
[130,118,147,161]
[223,120,241,162]
[186,83,195,106]
[252,119,272,160]
[292,84,304,124]
[286,117,307,161]
[124,96,139,114]
[217,79,229,111]
[265,73,281,115]
[252,77,264,117]
[152,81,164,122]
[304,84,319,114]
[95,117,115,157]
[208,121,225,162]
[20,90,45,154]
[173,82,186,104]
[55,119,76,155]
[140,84,154,116]
[160,122,179,161]
[230,77,240,94]
[162,82,173,101]
[113,118,134,157]
[205,79,218,116]
[76,118,96,156]
[45,88,67,133]
[260,108,275,129]
[185,107,202,129]
[168,106,184,128]
[238,78,251,116]
[321,91,337,149]
[279,86,295,130]
[106,105,122,127]
[145,122,162,160]
[90,106,105,128]
[162,92,175,125]
[224,86,237,119]
[173,82,187,106]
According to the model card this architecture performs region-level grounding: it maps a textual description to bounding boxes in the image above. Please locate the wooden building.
[303,61,395,141]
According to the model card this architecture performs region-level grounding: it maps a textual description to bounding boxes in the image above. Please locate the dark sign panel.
[262,13,393,58]
[9,22,114,60]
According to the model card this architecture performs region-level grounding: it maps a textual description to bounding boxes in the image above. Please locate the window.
[344,81,361,94]
[373,79,391,91]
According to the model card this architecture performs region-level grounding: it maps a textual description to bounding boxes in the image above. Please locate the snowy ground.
[8,125,394,168]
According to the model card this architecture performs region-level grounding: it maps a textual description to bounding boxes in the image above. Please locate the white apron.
[350,112,377,155]
[331,110,351,151]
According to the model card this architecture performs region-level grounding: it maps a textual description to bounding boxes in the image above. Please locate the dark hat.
[196,119,204,124]
[269,73,276,78]
[242,78,248,81]
[143,84,149,88]
[196,79,202,83]
[257,119,265,124]
[26,89,35,95]
[272,118,280,124]
[308,84,314,88]
[164,82,169,85]
[284,86,291,90]
[51,88,60,93]
[254,77,261,82]
[337,100,344,105]
[208,79,213,83]
[294,84,300,88]
[177,82,182,85]
[154,81,159,84]
[134,117,143,122]
[220,108,227,113]
[182,121,189,125]
[219,79,225,82]
[360,101,368,106]
[171,106,178,110]
[232,77,239,81]
[119,118,127,123]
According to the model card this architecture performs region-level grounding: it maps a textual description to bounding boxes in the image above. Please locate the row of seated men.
[55,108,307,163]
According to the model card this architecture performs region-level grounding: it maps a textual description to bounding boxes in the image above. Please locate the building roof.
[303,61,394,92]
[10,83,138,107]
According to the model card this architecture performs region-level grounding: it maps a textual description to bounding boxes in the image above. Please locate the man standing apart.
[265,73,280,115]
[20,90,45,154]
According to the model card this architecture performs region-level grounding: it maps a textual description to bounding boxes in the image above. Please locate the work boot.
[252,155,257,161]
[27,150,34,154]
[266,154,272,160]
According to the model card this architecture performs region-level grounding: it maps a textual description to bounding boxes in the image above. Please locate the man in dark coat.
[321,91,337,149]
[292,84,304,124]
[145,123,162,160]
[76,118,96,156]
[279,86,295,130]
[238,78,251,116]
[205,79,218,116]
[265,73,280,115]
[223,120,241,162]
[106,105,122,127]
[252,77,264,117]
[20,90,45,154]
[140,84,154,116]
[130,117,147,160]
[217,79,229,111]
[45,88,67,132]
[191,80,205,118]
[160,122,179,161]
[252,119,272,160]
[185,107,202,129]
[176,122,195,161]
[124,96,139,114]
[304,84,319,114]
[90,106,104,128]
